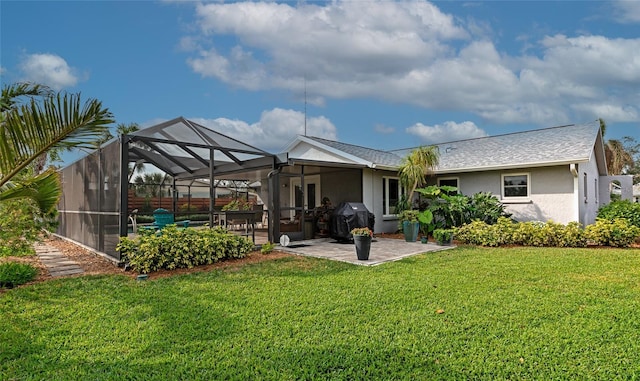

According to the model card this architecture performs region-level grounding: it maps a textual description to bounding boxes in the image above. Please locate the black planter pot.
[353,235,372,260]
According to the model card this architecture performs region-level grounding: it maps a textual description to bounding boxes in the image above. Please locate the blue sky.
[2,0,639,161]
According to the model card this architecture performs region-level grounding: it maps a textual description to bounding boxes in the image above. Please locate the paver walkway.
[278,237,455,266]
[34,242,84,277]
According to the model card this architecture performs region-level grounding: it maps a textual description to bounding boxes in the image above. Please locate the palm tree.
[398,145,439,200]
[606,139,634,175]
[0,82,113,214]
[599,118,634,175]
[97,122,144,180]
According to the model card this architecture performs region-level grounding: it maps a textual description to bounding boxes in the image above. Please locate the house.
[56,118,632,260]
[278,120,633,236]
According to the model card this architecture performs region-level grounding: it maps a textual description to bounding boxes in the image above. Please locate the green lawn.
[2,246,640,380]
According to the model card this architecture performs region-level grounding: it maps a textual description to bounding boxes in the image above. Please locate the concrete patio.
[277,237,456,266]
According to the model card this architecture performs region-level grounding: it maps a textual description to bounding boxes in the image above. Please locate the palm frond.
[0,82,52,112]
[0,169,61,214]
[398,145,440,197]
[0,91,113,186]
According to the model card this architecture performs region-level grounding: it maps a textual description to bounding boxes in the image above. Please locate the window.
[502,173,529,199]
[584,173,588,203]
[438,178,459,194]
[594,178,598,204]
[383,177,402,216]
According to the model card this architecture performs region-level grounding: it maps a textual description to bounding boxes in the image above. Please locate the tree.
[622,136,640,183]
[97,121,140,146]
[398,145,439,200]
[599,118,635,176]
[606,139,634,175]
[0,82,113,214]
[132,172,171,198]
[97,122,144,180]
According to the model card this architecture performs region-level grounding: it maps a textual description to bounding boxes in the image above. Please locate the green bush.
[416,186,510,230]
[455,218,588,248]
[433,228,454,245]
[117,225,255,274]
[260,241,275,254]
[0,199,55,257]
[585,218,640,247]
[0,262,38,288]
[179,203,199,213]
[136,215,154,223]
[454,220,487,246]
[597,200,640,228]
[468,192,512,225]
[176,214,210,222]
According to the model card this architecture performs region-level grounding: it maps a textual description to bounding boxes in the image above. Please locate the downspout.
[570,164,580,223]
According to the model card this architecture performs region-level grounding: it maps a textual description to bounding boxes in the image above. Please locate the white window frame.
[501,173,530,202]
[383,176,403,217]
[583,172,588,203]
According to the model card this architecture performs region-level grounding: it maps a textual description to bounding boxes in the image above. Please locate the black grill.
[329,202,375,241]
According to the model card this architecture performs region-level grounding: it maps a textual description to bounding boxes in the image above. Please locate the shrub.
[179,203,199,213]
[559,222,587,247]
[433,229,454,245]
[261,241,275,254]
[0,199,55,257]
[597,200,640,228]
[455,218,588,248]
[222,198,252,211]
[0,262,38,288]
[468,192,512,224]
[116,225,255,273]
[416,186,510,230]
[585,218,640,248]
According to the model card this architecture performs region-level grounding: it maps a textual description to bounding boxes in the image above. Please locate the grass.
[2,246,640,380]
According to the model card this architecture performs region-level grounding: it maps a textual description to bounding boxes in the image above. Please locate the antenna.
[304,77,307,136]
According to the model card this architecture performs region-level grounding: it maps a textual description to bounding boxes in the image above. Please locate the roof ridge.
[389,121,598,153]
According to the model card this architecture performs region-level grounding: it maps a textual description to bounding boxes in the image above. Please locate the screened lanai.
[57,117,286,260]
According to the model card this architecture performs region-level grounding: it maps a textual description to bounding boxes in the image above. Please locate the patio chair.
[146,208,190,231]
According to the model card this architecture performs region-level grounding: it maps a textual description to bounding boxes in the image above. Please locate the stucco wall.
[435,166,578,224]
[363,168,400,234]
[578,154,601,226]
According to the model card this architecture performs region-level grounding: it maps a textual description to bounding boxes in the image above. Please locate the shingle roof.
[295,121,601,173]
[305,136,404,168]
[391,121,601,172]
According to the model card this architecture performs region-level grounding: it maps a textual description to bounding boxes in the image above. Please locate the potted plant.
[398,210,420,242]
[433,228,454,246]
[350,227,373,260]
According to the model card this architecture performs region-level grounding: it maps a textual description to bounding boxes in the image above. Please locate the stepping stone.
[34,243,84,277]
[49,268,84,277]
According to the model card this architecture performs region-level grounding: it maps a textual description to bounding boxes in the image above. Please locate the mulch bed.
[1,235,296,290]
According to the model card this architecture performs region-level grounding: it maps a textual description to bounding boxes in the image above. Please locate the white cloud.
[612,0,640,23]
[183,1,640,126]
[187,1,466,96]
[571,103,639,123]
[19,53,78,90]
[406,121,488,143]
[191,108,337,152]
